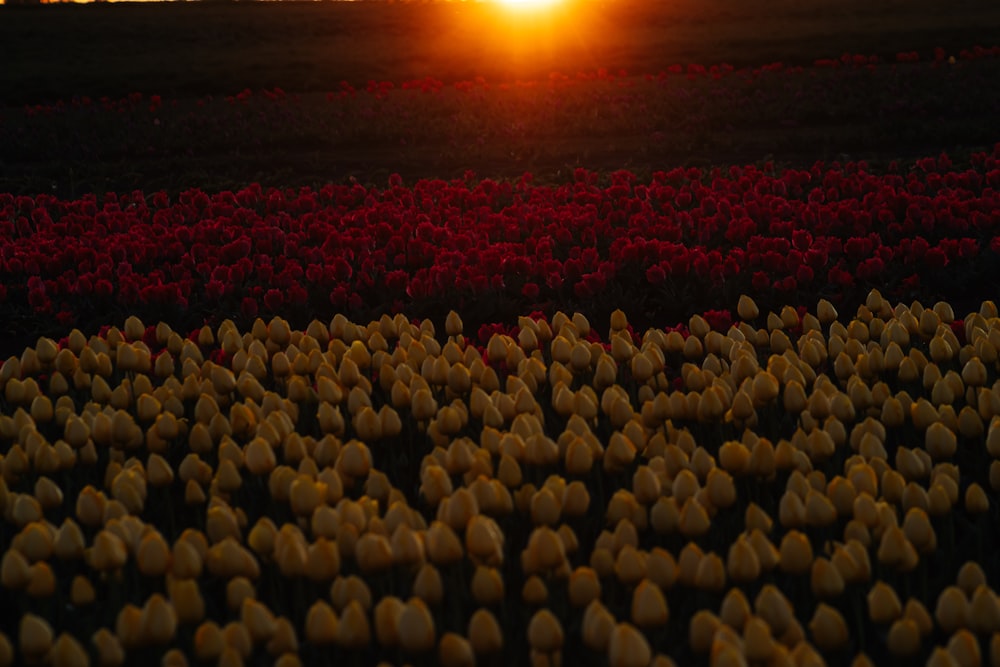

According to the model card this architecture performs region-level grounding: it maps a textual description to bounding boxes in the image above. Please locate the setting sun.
[493,0,565,13]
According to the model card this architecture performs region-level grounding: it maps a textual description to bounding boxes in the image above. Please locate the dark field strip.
[3,0,1000,105]
[2,55,999,198]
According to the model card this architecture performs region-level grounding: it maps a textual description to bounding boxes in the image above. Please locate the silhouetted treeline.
[2,0,113,5]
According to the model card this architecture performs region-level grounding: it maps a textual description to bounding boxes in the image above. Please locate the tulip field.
[3,1,1000,666]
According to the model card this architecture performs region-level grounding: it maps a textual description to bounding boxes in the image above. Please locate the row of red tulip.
[2,147,1000,344]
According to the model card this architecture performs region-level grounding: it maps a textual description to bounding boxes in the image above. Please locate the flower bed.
[1,294,1000,666]
[3,45,1000,667]
[2,147,1000,354]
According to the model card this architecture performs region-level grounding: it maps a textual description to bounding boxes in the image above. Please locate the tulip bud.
[719,587,751,630]
[866,581,902,624]
[399,598,436,653]
[527,608,563,652]
[304,601,339,645]
[205,538,260,580]
[13,521,52,564]
[724,532,760,585]
[426,521,464,566]
[191,621,226,662]
[744,502,773,533]
[607,622,652,667]
[89,628,125,667]
[429,632,473,667]
[925,422,957,460]
[810,556,845,599]
[808,603,849,651]
[336,599,370,649]
[381,517,420,563]
[737,295,759,321]
[67,575,95,608]
[877,525,919,571]
[88,530,128,572]
[778,530,813,574]
[336,439,372,480]
[136,530,171,577]
[466,515,504,566]
[140,594,177,645]
[170,578,205,625]
[631,578,668,628]
[24,561,54,598]
[354,533,393,575]
[886,618,921,657]
[467,608,502,654]
[929,482,958,517]
[688,610,720,654]
[18,614,53,661]
[693,552,726,592]
[945,628,980,667]
[421,465,453,508]
[969,585,1000,634]
[965,483,990,513]
[935,586,970,635]
[463,564,502,606]
[957,567,985,599]
[358,596,399,651]
[755,585,794,636]
[678,496,711,538]
[410,563,443,606]
[47,632,88,667]
[804,489,837,527]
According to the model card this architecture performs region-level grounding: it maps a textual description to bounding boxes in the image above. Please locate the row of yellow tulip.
[1,291,999,666]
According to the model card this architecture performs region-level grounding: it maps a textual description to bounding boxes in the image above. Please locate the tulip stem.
[851,588,865,655]
[944,512,956,563]
[975,514,985,564]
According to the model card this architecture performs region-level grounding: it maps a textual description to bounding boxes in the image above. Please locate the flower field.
[3,144,1000,355]
[4,45,1000,197]
[3,9,1000,665]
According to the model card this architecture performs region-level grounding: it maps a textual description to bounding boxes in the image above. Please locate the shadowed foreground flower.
[608,622,652,667]
[969,585,1000,634]
[778,530,813,574]
[935,586,970,635]
[91,628,125,667]
[719,587,751,631]
[867,581,903,624]
[373,596,404,648]
[467,608,503,654]
[755,585,794,637]
[809,603,849,651]
[903,598,935,637]
[632,578,669,628]
[19,614,53,661]
[743,616,775,663]
[139,594,178,645]
[582,600,616,652]
[337,599,371,649]
[469,566,503,607]
[304,601,338,645]
[810,557,845,599]
[887,618,922,657]
[70,575,96,607]
[439,632,475,667]
[50,633,89,667]
[945,629,981,667]
[399,598,436,653]
[528,609,564,652]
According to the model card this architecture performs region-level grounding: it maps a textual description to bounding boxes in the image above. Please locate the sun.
[493,0,565,13]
